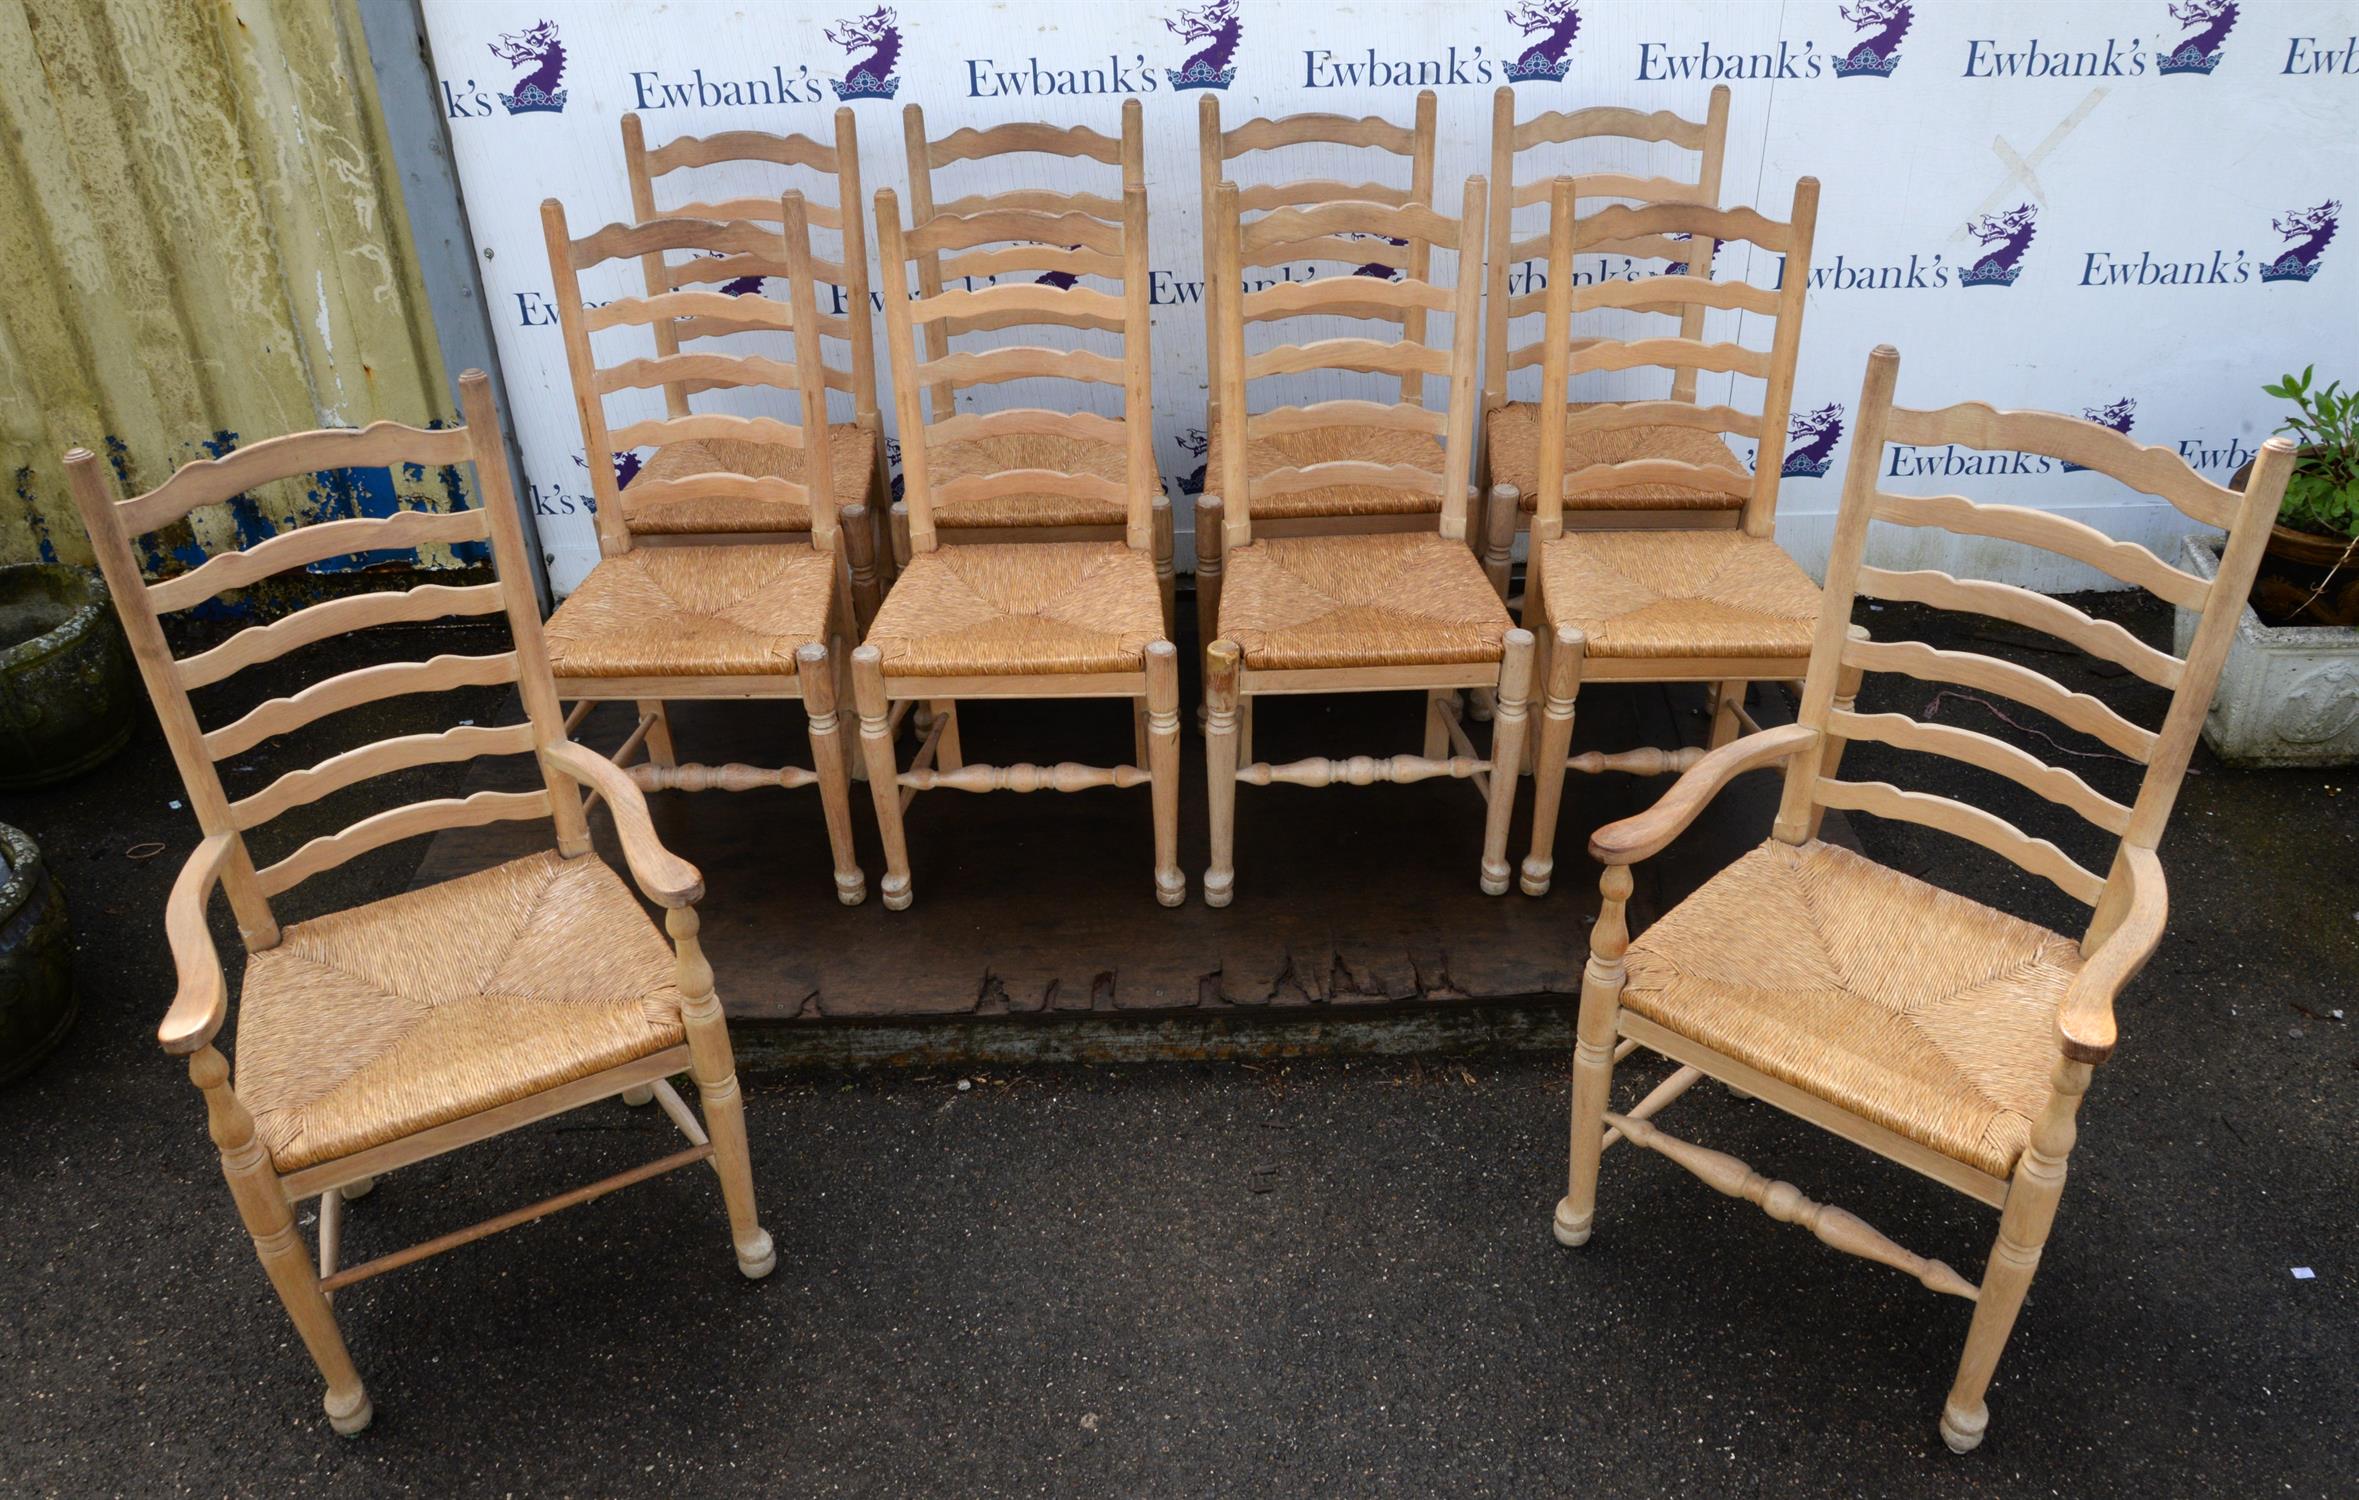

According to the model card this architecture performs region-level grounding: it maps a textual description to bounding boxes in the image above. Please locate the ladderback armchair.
[1553,344,2297,1452]
[69,372,774,1434]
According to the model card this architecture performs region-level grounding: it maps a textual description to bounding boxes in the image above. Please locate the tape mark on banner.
[1967,88,2109,230]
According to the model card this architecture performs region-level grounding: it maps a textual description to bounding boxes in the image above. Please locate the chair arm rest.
[543,740,705,908]
[159,834,235,1056]
[2057,844,2167,1065]
[1587,724,1819,866]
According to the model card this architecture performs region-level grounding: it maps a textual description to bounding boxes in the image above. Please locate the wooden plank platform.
[414,664,1837,1030]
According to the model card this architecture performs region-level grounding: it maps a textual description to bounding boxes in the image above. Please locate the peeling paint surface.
[0,0,463,581]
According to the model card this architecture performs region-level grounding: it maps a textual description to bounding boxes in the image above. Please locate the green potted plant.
[2245,368,2359,614]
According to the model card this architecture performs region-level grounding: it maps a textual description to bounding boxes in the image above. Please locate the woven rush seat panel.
[1624,839,2084,1179]
[620,423,875,535]
[929,432,1129,529]
[1207,421,1448,518]
[544,545,836,678]
[1221,532,1513,671]
[1537,530,1819,660]
[864,541,1164,677]
[234,852,686,1172]
[1485,401,1748,510]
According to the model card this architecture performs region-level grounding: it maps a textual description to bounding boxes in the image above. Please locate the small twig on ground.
[1922,689,2158,767]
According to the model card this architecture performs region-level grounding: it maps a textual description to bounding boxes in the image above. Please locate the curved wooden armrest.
[1587,724,1818,866]
[2058,844,2167,1065]
[159,834,235,1056]
[542,740,705,908]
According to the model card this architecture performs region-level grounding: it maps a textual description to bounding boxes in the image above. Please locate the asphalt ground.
[0,592,2351,1497]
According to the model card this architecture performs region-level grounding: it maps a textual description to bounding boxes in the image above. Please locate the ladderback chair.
[861,177,1181,910]
[539,194,868,906]
[619,106,891,609]
[1202,175,1536,905]
[1554,343,2296,1452]
[1479,85,1733,593]
[1517,175,1823,897]
[893,99,1171,613]
[69,372,776,1435]
[1193,91,1451,651]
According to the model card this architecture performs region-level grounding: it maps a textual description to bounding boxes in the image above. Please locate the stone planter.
[0,822,74,1084]
[0,564,137,788]
[2176,536,2359,767]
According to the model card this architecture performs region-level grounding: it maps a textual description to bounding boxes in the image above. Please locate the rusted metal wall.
[0,0,470,576]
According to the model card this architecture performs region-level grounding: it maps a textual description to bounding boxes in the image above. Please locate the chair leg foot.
[1480,868,1512,897]
[1518,857,1552,898]
[835,870,868,906]
[619,1084,655,1107]
[881,874,912,912]
[325,1383,373,1436]
[736,1228,778,1281]
[1940,1400,1988,1454]
[1552,1196,1592,1247]
[338,1173,377,1200]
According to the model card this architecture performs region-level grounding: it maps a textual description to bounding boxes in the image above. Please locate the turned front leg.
[192,1046,371,1434]
[1941,1056,2092,1453]
[797,642,866,906]
[1520,626,1586,897]
[1480,629,1536,895]
[1193,497,1224,677]
[1145,641,1184,907]
[1203,640,1241,908]
[669,906,775,1279]
[1557,863,1631,1247]
[851,645,912,910]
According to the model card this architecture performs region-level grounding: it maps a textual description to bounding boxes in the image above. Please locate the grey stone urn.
[0,822,74,1083]
[2177,536,2359,767]
[0,564,137,788]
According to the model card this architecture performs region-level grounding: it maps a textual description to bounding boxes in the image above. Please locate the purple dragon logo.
[2159,0,2237,75]
[488,19,567,114]
[1664,234,1722,278]
[1502,0,1579,84]
[827,7,902,101]
[1176,429,1210,496]
[885,435,905,503]
[1781,403,1844,478]
[1833,0,1910,78]
[2062,398,2135,471]
[574,450,642,489]
[2261,201,2339,283]
[1962,204,2037,288]
[1164,0,1241,91]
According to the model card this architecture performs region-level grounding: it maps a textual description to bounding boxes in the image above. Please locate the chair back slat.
[1212,177,1487,549]
[1561,399,1762,443]
[927,119,1127,166]
[1202,91,1439,415]
[622,109,879,453]
[1772,345,2299,944]
[875,169,1158,555]
[177,583,506,690]
[254,790,556,898]
[1855,567,2185,688]
[1486,85,1730,408]
[1533,175,1818,536]
[584,290,801,335]
[1828,711,2134,834]
[1870,494,2213,609]
[1881,403,2240,529]
[231,723,539,829]
[67,372,587,926]
[543,195,839,555]
[120,423,478,535]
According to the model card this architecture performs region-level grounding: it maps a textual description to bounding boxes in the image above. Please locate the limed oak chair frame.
[1554,344,2296,1452]
[893,99,1173,622]
[1478,85,1733,597]
[1518,175,1824,897]
[69,372,774,1435]
[540,193,867,905]
[1193,90,1450,654]
[620,105,893,613]
[861,179,1182,910]
[1203,175,1535,904]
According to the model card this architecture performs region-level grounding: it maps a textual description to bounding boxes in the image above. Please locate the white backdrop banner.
[419,0,2359,595]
